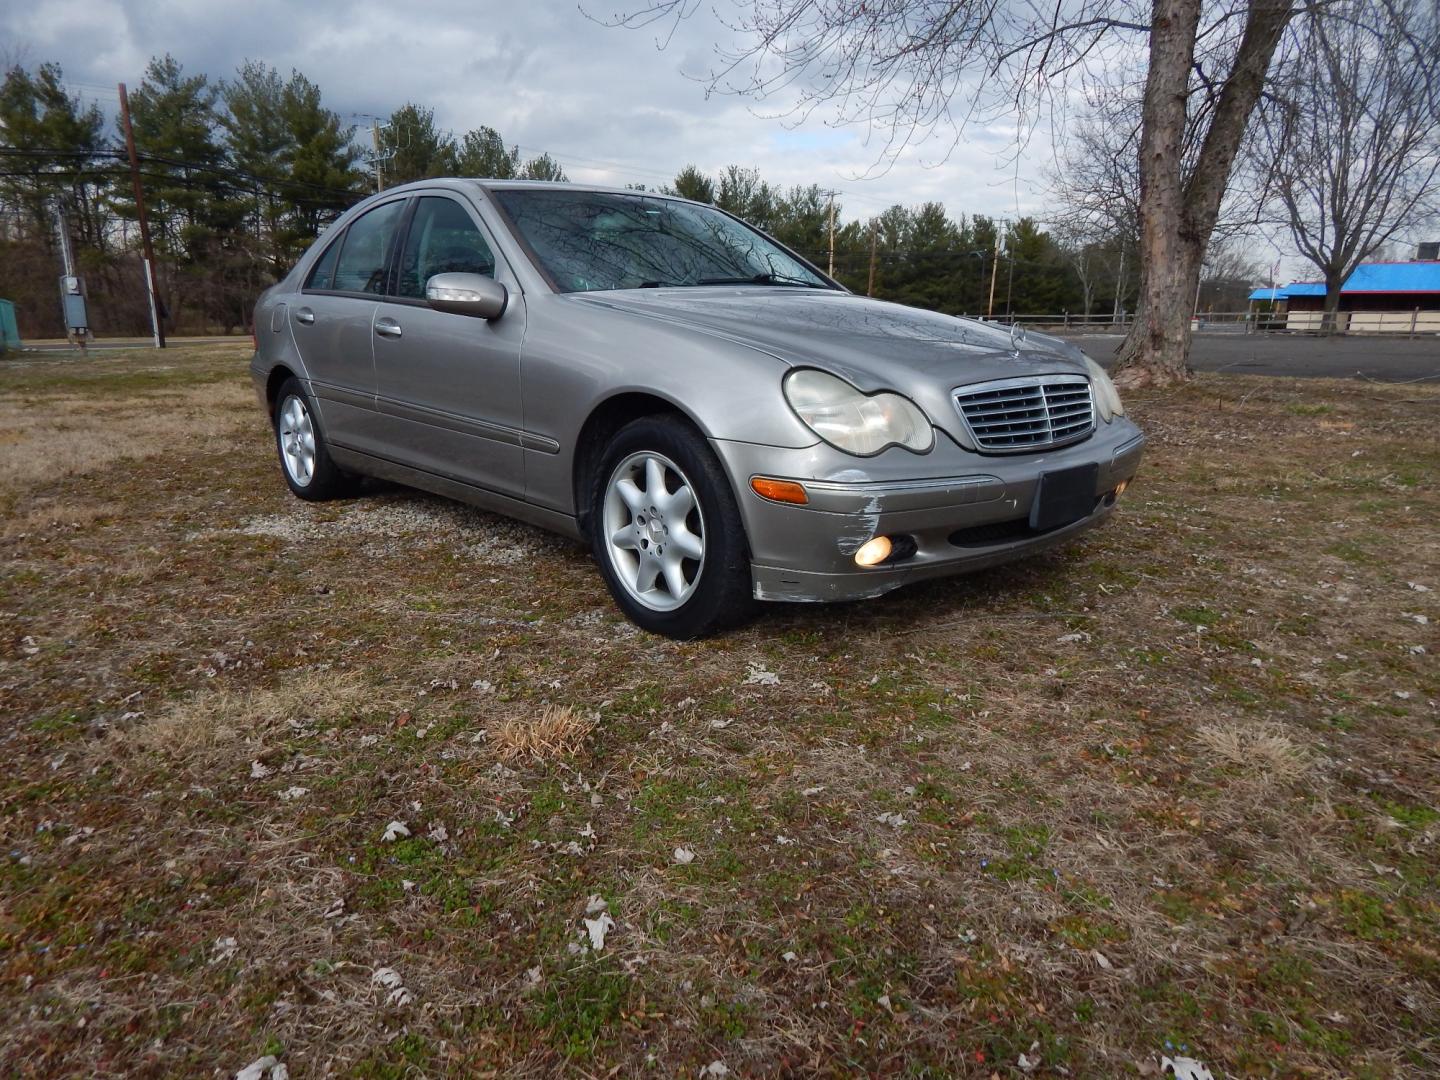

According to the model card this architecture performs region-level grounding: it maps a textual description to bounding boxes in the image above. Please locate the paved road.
[1064,331,1440,382]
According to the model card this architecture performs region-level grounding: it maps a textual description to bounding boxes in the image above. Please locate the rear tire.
[589,415,754,639]
[273,377,357,501]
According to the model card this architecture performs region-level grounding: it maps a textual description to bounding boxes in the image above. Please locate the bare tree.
[1251,0,1440,331]
[1048,69,1265,273]
[605,0,1310,385]
[1048,87,1143,258]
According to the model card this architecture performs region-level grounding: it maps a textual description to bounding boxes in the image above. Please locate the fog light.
[854,536,893,567]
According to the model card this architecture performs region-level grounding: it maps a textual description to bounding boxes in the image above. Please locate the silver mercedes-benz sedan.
[250,180,1144,638]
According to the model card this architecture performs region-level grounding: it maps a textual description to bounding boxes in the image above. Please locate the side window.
[304,233,342,290]
[332,200,406,294]
[396,197,497,299]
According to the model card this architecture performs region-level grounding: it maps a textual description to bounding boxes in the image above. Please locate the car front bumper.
[714,419,1146,603]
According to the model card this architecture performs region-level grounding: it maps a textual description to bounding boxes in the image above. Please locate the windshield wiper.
[694,273,829,289]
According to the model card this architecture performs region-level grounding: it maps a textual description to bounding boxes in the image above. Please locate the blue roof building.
[1249,261,1440,303]
[1247,260,1440,332]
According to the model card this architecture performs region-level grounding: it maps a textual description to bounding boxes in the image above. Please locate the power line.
[0,147,365,202]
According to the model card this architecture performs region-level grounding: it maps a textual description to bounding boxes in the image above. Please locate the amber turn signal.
[750,477,809,504]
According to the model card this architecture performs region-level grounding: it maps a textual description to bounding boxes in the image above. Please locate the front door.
[371,195,526,499]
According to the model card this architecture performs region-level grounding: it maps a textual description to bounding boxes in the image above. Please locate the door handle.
[374,318,403,339]
[294,307,315,325]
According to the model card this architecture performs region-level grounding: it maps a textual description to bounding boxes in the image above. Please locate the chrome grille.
[952,374,1095,452]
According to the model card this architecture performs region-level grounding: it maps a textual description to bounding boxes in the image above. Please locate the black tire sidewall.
[589,416,752,638]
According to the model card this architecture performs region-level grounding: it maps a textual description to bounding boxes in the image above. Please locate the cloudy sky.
[6,0,1321,278]
[2,0,1074,222]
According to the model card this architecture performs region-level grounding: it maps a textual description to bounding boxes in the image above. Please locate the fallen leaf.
[743,663,780,686]
[584,912,616,951]
[381,821,410,842]
[234,1056,278,1080]
[1162,1056,1215,1080]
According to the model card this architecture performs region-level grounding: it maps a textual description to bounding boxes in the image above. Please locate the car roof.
[381,177,696,203]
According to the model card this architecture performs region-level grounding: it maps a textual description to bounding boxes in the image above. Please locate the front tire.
[273,377,356,501]
[590,415,753,639]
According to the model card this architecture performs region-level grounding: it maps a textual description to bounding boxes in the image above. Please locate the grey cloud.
[3,0,1055,221]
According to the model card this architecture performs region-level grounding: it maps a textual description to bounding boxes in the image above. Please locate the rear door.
[290,197,408,454]
[370,194,526,498]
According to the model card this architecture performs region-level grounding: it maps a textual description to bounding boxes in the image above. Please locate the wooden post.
[826,191,836,278]
[866,222,877,297]
[986,229,1000,319]
[371,118,384,192]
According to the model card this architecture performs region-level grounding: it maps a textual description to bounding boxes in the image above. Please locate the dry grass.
[0,497,117,537]
[117,670,374,759]
[1,345,1437,1078]
[0,350,252,493]
[1195,719,1315,782]
[490,704,597,762]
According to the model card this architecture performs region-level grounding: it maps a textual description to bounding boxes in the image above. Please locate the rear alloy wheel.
[591,416,753,638]
[273,377,356,501]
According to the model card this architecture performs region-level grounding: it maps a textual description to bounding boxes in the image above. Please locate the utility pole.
[986,225,1002,319]
[118,82,165,349]
[1006,230,1017,320]
[372,118,384,192]
[866,221,878,297]
[53,204,88,352]
[53,205,75,278]
[826,191,836,278]
[1112,246,1127,324]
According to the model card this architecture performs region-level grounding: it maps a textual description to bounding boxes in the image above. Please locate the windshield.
[492,189,836,293]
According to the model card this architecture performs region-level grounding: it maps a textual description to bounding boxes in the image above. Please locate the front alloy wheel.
[589,415,753,638]
[602,451,706,611]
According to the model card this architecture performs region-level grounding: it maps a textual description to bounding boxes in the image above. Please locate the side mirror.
[425,272,507,320]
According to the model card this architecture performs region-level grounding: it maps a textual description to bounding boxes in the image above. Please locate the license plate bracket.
[1029,463,1099,532]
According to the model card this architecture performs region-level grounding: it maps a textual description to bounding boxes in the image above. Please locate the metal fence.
[977,309,1439,336]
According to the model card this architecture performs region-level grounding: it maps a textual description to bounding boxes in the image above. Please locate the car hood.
[569,287,1094,448]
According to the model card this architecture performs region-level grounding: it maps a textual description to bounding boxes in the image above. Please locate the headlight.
[1084,356,1125,422]
[783,369,934,455]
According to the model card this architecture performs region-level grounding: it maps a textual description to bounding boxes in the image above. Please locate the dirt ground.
[1,345,1437,1078]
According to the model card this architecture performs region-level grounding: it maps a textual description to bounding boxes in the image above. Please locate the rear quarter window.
[304,235,342,290]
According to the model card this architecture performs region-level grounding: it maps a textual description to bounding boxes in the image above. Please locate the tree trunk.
[1113,0,1203,388]
[1114,0,1293,389]
[1321,277,1343,334]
